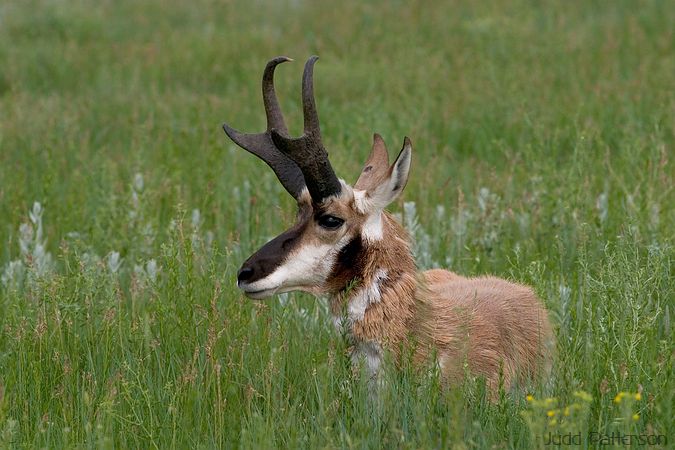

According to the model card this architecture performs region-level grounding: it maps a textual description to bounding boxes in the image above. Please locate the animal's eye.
[317,214,344,230]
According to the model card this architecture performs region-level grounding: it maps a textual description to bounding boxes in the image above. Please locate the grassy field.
[0,0,673,448]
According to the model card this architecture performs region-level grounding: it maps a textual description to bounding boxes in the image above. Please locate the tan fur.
[417,273,553,393]
[330,214,417,351]
[329,211,553,396]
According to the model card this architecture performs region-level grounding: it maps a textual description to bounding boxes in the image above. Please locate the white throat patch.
[362,213,383,242]
[348,269,388,323]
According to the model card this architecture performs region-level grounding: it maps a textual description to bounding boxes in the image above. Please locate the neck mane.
[329,212,418,351]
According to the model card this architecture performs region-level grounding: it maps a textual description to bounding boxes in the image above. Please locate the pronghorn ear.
[361,137,412,212]
[354,133,390,191]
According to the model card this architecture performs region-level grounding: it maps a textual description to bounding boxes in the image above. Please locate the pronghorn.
[223,56,553,394]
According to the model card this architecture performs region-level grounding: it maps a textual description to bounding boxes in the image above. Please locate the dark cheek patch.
[327,235,367,292]
[337,235,363,271]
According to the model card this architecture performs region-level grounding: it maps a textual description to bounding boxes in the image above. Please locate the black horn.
[222,57,306,199]
[270,56,342,203]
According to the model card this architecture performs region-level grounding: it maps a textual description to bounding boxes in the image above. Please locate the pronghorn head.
[223,56,412,299]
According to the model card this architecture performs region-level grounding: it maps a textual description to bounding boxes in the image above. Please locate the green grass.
[0,0,672,448]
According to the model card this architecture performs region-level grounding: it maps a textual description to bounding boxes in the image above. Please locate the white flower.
[2,260,25,287]
[435,204,446,222]
[204,231,214,248]
[107,251,122,273]
[81,252,100,268]
[33,243,54,276]
[596,192,608,224]
[130,191,140,212]
[19,223,33,256]
[559,284,571,303]
[145,259,158,282]
[133,173,144,192]
[134,264,145,278]
[29,202,43,225]
[191,209,201,230]
[29,201,45,243]
[5,201,55,288]
[478,187,499,214]
[650,203,659,229]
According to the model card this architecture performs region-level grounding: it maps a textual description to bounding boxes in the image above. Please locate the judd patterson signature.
[544,431,667,446]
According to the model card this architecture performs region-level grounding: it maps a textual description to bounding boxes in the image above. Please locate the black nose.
[237,266,255,284]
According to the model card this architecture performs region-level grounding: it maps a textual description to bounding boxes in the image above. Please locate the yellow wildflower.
[634,393,641,401]
[547,410,556,417]
[526,394,534,402]
[632,414,639,421]
[614,392,626,404]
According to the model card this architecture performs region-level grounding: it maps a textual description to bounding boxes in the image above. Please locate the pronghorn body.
[223,56,553,395]
[329,207,552,391]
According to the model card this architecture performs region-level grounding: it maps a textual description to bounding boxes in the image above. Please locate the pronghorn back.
[417,270,554,392]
